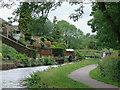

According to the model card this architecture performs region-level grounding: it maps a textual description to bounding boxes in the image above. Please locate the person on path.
[106,50,111,56]
[102,51,106,58]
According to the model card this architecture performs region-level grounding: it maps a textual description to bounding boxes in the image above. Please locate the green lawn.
[25,59,99,88]
[90,67,120,87]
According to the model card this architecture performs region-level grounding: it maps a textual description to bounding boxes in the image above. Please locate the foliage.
[19,36,31,45]
[44,41,51,47]
[50,47,64,57]
[38,56,55,65]
[33,50,37,59]
[51,42,57,47]
[88,2,120,49]
[76,49,102,59]
[28,18,54,37]
[76,51,85,60]
[25,72,47,88]
[58,42,68,49]
[98,52,120,82]
[2,44,18,60]
[56,20,84,49]
[25,59,99,88]
[90,67,120,87]
[30,58,38,66]
[15,53,31,67]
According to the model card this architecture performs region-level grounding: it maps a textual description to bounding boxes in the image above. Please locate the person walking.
[106,50,111,56]
[102,51,106,58]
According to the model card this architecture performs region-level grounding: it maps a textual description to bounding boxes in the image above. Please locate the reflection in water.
[1,65,59,89]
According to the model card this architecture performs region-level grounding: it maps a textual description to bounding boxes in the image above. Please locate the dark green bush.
[2,44,18,60]
[118,50,120,56]
[98,52,120,82]
[33,50,37,59]
[50,47,64,57]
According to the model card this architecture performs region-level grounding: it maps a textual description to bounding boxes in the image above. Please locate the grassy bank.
[25,59,99,88]
[90,67,120,87]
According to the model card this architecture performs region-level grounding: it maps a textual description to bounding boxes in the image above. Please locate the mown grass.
[90,67,120,87]
[25,59,99,88]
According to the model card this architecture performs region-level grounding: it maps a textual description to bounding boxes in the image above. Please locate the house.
[0,18,21,40]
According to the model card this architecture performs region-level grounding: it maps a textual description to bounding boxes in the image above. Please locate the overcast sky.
[0,2,95,35]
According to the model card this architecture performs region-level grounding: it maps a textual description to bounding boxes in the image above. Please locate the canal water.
[0,65,60,89]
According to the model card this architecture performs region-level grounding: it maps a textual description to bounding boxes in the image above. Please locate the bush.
[40,37,47,42]
[39,56,55,65]
[118,50,120,56]
[25,72,47,88]
[76,51,85,60]
[50,47,64,57]
[51,42,57,47]
[33,50,37,59]
[58,42,68,49]
[98,52,120,82]
[2,44,18,60]
[44,41,51,47]
[30,58,38,66]
[15,54,31,67]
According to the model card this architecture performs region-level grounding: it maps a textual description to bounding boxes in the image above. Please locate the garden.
[0,1,120,89]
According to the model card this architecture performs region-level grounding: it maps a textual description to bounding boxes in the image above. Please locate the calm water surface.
[0,65,59,89]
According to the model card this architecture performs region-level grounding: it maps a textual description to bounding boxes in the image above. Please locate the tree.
[28,17,54,37]
[56,20,84,49]
[52,16,63,42]
[88,2,120,49]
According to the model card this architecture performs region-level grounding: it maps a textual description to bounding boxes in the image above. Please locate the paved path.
[68,64,120,89]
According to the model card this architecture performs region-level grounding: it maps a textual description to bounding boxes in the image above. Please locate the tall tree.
[88,2,120,49]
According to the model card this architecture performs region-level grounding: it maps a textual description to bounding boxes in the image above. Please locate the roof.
[66,49,74,52]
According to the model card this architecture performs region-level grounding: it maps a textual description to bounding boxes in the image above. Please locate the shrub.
[39,56,55,65]
[46,37,54,42]
[25,72,47,88]
[51,42,57,47]
[50,47,64,57]
[44,41,51,47]
[118,50,120,56]
[58,42,68,49]
[40,37,47,42]
[30,58,38,66]
[76,51,85,60]
[2,44,18,60]
[98,52,120,82]
[33,50,37,59]
[15,54,31,67]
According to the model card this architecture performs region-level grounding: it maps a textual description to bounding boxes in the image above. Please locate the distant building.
[0,18,21,40]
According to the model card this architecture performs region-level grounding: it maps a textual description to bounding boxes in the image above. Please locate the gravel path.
[68,64,120,89]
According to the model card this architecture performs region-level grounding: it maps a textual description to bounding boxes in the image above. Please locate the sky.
[0,1,96,35]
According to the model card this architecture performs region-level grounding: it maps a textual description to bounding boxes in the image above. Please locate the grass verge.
[90,67,120,87]
[25,59,99,88]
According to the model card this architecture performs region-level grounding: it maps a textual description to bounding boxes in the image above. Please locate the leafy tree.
[28,17,54,37]
[52,16,63,42]
[88,2,120,49]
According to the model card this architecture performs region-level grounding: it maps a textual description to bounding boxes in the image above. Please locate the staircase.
[0,34,37,58]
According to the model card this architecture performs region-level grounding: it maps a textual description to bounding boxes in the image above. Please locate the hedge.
[50,47,64,57]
